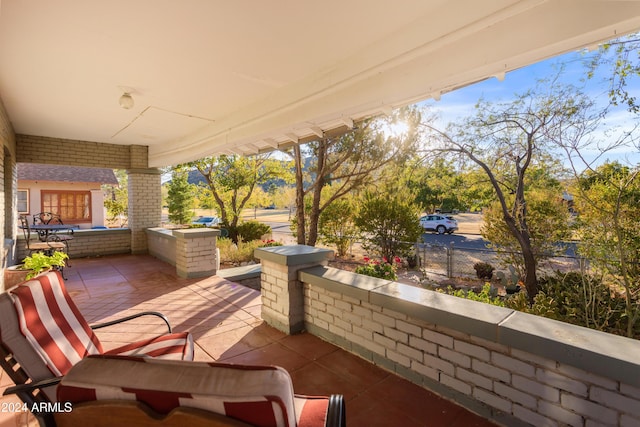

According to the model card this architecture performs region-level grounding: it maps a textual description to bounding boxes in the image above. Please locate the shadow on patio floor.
[1,254,497,427]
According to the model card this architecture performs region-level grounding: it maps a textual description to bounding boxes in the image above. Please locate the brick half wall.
[298,266,640,427]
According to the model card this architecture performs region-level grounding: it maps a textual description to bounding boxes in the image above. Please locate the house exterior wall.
[1,99,17,290]
[15,229,131,260]
[18,180,106,228]
[14,135,161,254]
[16,135,131,169]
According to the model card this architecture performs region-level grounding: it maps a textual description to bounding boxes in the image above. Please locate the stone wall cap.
[255,245,333,265]
[171,228,221,238]
[499,311,640,387]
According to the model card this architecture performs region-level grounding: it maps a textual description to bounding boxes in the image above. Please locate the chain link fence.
[412,242,587,280]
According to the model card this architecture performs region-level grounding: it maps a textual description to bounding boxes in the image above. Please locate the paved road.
[421,232,489,250]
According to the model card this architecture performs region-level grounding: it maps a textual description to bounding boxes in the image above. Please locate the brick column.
[127,169,162,254]
[254,245,333,334]
[173,228,220,278]
[127,145,162,254]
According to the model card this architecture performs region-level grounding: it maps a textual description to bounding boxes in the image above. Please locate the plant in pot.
[4,251,69,287]
[496,265,521,294]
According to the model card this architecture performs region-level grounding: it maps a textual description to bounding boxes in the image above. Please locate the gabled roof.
[17,164,118,185]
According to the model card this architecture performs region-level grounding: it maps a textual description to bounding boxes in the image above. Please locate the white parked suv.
[419,214,458,234]
[192,216,221,227]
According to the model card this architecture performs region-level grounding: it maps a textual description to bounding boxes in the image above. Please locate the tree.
[103,169,128,227]
[166,168,195,225]
[571,162,640,337]
[288,106,422,246]
[318,194,358,257]
[589,34,640,113]
[481,176,571,276]
[404,157,467,213]
[354,185,424,261]
[425,82,589,301]
[188,154,292,233]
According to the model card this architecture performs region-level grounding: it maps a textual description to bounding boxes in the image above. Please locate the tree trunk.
[521,244,538,303]
[293,145,306,245]
[307,139,327,247]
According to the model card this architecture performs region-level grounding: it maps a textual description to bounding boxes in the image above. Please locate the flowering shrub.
[259,239,283,248]
[355,257,401,281]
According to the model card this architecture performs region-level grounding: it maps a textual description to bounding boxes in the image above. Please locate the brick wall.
[16,229,131,260]
[128,171,162,254]
[147,227,219,278]
[14,134,162,256]
[1,99,17,290]
[292,265,640,427]
[16,134,131,169]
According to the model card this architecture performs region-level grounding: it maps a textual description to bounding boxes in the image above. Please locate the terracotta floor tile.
[223,341,312,372]
[279,331,339,360]
[316,348,390,389]
[289,362,363,401]
[197,324,275,360]
[0,255,498,427]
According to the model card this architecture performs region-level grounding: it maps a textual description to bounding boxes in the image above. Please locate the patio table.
[25,223,79,242]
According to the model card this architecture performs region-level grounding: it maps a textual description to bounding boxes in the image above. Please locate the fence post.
[447,242,454,278]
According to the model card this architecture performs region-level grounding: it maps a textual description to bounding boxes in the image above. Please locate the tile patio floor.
[1,254,498,427]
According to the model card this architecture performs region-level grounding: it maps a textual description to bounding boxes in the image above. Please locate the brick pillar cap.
[172,228,221,238]
[254,245,333,266]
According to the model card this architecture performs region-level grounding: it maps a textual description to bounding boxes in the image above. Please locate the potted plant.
[4,251,69,288]
[496,265,521,294]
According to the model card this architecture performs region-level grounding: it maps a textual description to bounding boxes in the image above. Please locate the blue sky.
[419,47,640,168]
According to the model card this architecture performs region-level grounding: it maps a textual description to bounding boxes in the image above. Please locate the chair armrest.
[90,311,172,333]
[325,394,346,427]
[2,377,62,397]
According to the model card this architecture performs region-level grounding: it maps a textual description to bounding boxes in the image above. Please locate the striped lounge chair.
[0,270,193,426]
[54,355,346,427]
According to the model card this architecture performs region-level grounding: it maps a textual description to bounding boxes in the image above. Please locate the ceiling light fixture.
[119,92,134,109]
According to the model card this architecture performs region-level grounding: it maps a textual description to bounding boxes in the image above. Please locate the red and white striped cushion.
[9,271,195,377]
[105,332,194,361]
[294,396,330,427]
[10,271,103,376]
[57,355,308,427]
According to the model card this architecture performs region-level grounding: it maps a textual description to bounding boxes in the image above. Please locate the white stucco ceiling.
[2,0,640,167]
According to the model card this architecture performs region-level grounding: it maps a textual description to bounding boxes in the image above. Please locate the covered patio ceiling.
[2,1,640,168]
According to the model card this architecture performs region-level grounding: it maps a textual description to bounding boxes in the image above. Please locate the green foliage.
[259,239,282,248]
[590,35,640,113]
[572,161,640,337]
[355,186,424,260]
[189,154,293,230]
[216,237,262,265]
[405,158,468,213]
[355,257,401,281]
[504,271,637,338]
[167,168,195,225]
[440,283,505,307]
[473,262,494,280]
[496,265,521,290]
[103,170,128,226]
[228,221,271,243]
[290,106,423,246]
[22,251,69,279]
[482,185,571,277]
[318,197,358,257]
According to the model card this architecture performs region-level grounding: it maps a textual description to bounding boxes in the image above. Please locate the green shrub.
[217,237,262,264]
[259,239,283,248]
[439,283,505,307]
[504,271,636,338]
[227,221,271,243]
[473,262,495,280]
[355,257,400,281]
